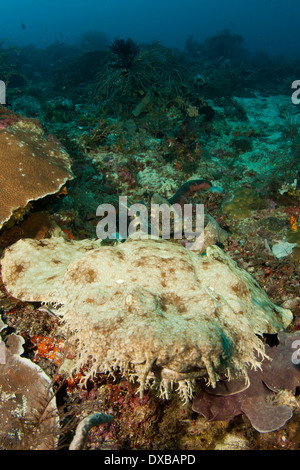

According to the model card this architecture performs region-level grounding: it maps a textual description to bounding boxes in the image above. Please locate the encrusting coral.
[0,107,73,229]
[0,238,293,403]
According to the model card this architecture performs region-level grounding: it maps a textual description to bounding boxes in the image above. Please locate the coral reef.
[148,192,229,252]
[222,187,267,219]
[1,238,292,404]
[0,32,299,449]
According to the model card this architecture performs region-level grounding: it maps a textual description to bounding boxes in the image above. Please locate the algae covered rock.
[1,238,292,402]
[222,187,267,219]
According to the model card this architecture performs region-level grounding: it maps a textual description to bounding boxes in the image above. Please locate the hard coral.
[193,370,293,433]
[222,187,267,220]
[0,108,73,229]
[0,238,292,403]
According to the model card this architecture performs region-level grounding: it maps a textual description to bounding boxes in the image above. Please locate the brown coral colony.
[0,110,72,229]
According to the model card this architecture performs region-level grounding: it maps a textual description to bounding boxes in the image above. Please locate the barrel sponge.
[0,238,293,402]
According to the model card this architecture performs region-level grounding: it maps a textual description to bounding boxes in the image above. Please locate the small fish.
[21,22,26,30]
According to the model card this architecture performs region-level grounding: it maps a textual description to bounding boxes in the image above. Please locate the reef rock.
[0,107,73,229]
[0,238,293,402]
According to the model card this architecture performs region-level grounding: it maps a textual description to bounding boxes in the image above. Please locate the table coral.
[0,108,73,229]
[1,237,292,404]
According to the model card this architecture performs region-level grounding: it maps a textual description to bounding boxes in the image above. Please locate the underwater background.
[0,0,300,452]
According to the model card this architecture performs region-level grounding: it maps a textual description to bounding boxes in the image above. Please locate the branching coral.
[93,43,188,115]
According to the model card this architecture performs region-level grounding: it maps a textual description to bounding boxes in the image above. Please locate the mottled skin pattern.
[168,179,212,206]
